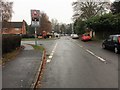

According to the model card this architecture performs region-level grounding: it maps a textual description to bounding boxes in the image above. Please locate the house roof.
[2,22,23,28]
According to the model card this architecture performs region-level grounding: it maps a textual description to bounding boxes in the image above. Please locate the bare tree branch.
[72,0,111,20]
[0,0,13,22]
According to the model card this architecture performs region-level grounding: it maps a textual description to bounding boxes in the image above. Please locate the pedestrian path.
[2,44,42,88]
[23,44,34,50]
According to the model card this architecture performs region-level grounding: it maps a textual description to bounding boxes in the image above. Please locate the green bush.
[85,13,120,39]
[86,13,120,33]
[2,34,21,54]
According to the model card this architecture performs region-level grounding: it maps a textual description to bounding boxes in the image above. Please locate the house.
[1,20,27,34]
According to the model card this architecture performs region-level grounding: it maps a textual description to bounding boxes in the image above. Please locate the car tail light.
[118,37,120,43]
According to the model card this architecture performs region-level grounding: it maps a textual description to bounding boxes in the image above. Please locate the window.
[113,36,118,42]
[107,36,112,41]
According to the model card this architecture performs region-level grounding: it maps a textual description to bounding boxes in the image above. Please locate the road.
[39,36,118,88]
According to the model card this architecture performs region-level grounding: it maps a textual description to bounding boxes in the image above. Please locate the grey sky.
[8,0,115,25]
[8,0,76,25]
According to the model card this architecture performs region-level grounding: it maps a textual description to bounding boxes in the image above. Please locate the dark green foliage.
[21,34,35,38]
[85,13,120,39]
[2,34,21,54]
[111,1,120,14]
[73,13,120,39]
[74,19,86,34]
[86,13,120,33]
[28,25,35,34]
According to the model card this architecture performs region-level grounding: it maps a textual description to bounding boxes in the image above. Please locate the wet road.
[41,36,118,88]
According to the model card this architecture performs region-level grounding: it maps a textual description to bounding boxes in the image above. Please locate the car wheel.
[102,44,106,49]
[114,47,118,54]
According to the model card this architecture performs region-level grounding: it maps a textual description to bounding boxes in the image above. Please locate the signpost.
[31,10,40,45]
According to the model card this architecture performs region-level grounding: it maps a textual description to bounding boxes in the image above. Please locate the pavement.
[2,43,43,88]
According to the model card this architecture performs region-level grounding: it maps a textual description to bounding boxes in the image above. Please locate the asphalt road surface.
[40,36,118,88]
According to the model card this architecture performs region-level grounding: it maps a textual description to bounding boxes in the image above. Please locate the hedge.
[21,34,35,38]
[2,34,22,54]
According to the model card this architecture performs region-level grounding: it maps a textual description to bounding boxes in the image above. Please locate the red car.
[81,34,91,41]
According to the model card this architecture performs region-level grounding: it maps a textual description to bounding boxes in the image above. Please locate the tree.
[60,24,66,34]
[111,0,120,14]
[51,19,59,33]
[38,12,52,34]
[85,13,120,39]
[66,24,72,34]
[74,19,86,34]
[51,19,58,31]
[0,0,13,22]
[72,0,110,21]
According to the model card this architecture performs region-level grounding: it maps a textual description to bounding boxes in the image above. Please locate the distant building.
[1,20,27,34]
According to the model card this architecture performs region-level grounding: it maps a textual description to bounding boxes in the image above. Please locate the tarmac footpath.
[2,44,43,88]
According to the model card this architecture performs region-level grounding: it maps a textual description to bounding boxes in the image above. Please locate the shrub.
[2,34,21,54]
[21,34,35,38]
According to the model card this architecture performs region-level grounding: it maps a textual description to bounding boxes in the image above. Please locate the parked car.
[102,35,120,54]
[81,34,91,41]
[71,34,74,37]
[72,34,79,39]
[55,33,60,38]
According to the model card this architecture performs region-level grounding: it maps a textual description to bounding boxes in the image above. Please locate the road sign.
[30,9,41,45]
[31,21,40,27]
[31,10,40,18]
[31,10,40,27]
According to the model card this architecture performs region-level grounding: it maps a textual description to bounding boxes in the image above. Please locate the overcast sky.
[8,0,115,25]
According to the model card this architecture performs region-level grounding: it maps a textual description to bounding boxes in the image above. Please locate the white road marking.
[77,44,83,48]
[47,43,58,63]
[72,40,106,62]
[50,53,54,56]
[47,59,51,63]
[86,49,95,56]
[71,40,84,48]
[49,56,53,59]
[86,49,106,62]
[97,56,106,62]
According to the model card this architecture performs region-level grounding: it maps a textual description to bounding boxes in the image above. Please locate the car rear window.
[113,36,118,42]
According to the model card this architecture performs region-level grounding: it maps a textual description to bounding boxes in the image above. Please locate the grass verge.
[22,38,57,41]
[22,38,37,41]
[27,44,45,52]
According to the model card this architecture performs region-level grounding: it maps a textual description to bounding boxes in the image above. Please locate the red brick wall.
[1,21,26,34]
[1,28,22,34]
